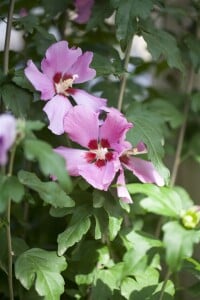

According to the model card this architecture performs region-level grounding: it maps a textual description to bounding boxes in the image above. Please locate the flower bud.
[181,206,200,229]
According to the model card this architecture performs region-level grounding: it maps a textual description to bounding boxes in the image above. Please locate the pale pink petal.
[122,157,164,186]
[69,52,96,83]
[24,60,55,100]
[72,89,107,111]
[116,169,132,203]
[54,147,87,176]
[63,106,99,148]
[0,114,16,165]
[79,159,120,190]
[74,0,94,24]
[100,110,133,151]
[41,41,82,79]
[43,95,72,135]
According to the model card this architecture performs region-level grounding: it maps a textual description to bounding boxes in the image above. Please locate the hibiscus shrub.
[1,0,200,300]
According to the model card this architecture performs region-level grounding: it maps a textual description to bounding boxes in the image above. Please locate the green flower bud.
[181,206,200,229]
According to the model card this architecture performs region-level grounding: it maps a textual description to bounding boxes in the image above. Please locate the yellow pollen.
[91,145,108,160]
[55,74,78,96]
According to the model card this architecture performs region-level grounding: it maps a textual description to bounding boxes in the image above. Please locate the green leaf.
[114,0,154,48]
[0,83,31,117]
[86,1,113,30]
[15,248,67,300]
[25,120,45,132]
[12,69,35,91]
[126,109,170,182]
[0,176,25,212]
[146,99,183,128]
[143,28,184,72]
[58,205,92,255]
[91,52,124,76]
[121,267,159,299]
[18,171,74,208]
[127,183,183,218]
[163,221,200,272]
[93,209,108,240]
[14,15,39,33]
[41,0,71,16]
[23,139,71,192]
[108,215,123,241]
[185,36,200,71]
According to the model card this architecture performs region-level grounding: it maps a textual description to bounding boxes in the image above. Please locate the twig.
[6,144,17,300]
[170,68,194,186]
[117,38,133,111]
[3,0,16,75]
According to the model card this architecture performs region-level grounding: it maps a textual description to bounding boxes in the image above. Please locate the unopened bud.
[181,206,200,229]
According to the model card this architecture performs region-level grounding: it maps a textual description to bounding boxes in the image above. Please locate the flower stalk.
[3,0,16,75]
[117,38,133,111]
[6,144,17,300]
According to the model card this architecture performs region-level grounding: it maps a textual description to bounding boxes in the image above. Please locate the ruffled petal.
[116,168,132,203]
[68,52,96,83]
[63,106,99,148]
[54,147,87,176]
[41,41,82,79]
[100,109,133,152]
[25,60,55,100]
[43,95,72,135]
[123,156,164,186]
[72,89,107,111]
[79,159,120,190]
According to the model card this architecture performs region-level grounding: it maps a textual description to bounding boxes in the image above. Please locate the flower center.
[53,72,78,96]
[85,139,114,168]
[91,145,108,160]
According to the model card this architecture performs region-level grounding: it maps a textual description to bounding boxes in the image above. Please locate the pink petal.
[41,41,82,79]
[25,60,55,100]
[74,0,94,24]
[43,95,72,135]
[0,114,16,165]
[54,147,87,176]
[100,110,133,152]
[63,106,99,148]
[79,159,120,190]
[123,157,164,186]
[69,52,96,83]
[72,89,107,111]
[116,169,132,203]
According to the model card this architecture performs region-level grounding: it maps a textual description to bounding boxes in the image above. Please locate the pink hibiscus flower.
[25,40,106,135]
[0,114,16,166]
[74,0,94,24]
[55,106,164,203]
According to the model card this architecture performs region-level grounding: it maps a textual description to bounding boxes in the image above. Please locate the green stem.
[170,68,194,187]
[6,145,16,300]
[117,38,133,111]
[3,0,16,75]
[158,269,171,300]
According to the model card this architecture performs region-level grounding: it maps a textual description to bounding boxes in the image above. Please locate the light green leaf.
[58,206,91,255]
[121,267,159,299]
[15,248,67,300]
[127,183,182,217]
[163,221,200,272]
[108,215,123,241]
[23,139,71,192]
[18,171,74,208]
[143,28,184,72]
